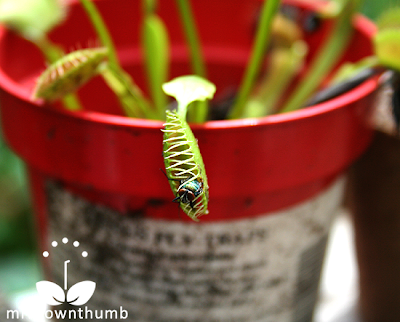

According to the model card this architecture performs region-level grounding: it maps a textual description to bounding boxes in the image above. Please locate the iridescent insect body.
[173,178,203,208]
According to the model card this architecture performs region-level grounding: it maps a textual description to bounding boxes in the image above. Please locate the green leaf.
[142,14,170,118]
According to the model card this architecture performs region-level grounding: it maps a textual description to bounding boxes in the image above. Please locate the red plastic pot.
[0,0,378,321]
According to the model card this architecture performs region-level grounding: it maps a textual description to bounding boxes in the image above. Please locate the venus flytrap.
[349,6,400,74]
[161,76,215,221]
[329,5,400,82]
[280,0,362,113]
[32,46,158,119]
[21,0,394,223]
[32,48,108,104]
[78,0,155,119]
[26,0,386,121]
[303,5,400,107]
[0,0,82,110]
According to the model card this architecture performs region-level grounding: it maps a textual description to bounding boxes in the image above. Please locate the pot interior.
[0,0,375,117]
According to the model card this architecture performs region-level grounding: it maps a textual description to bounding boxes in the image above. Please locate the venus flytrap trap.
[32,47,108,104]
[26,0,387,122]
[32,45,157,118]
[161,75,215,221]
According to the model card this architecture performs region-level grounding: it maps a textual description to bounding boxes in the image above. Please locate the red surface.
[0,0,378,238]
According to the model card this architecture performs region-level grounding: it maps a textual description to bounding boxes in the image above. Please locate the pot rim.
[0,9,378,131]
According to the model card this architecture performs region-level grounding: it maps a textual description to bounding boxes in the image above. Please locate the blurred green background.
[0,0,393,306]
[0,130,41,297]
[361,0,392,20]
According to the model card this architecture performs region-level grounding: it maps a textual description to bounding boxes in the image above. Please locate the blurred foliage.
[0,129,35,254]
[361,0,393,20]
[0,127,38,295]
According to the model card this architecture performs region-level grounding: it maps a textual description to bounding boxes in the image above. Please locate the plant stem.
[142,1,170,119]
[280,0,361,113]
[175,0,208,123]
[228,0,281,119]
[62,94,83,110]
[175,0,206,77]
[177,102,187,120]
[78,0,119,69]
[102,66,157,119]
[35,36,64,63]
[79,0,155,118]
[143,0,157,15]
[243,41,307,117]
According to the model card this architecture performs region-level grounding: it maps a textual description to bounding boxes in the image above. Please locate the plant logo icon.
[36,238,96,306]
